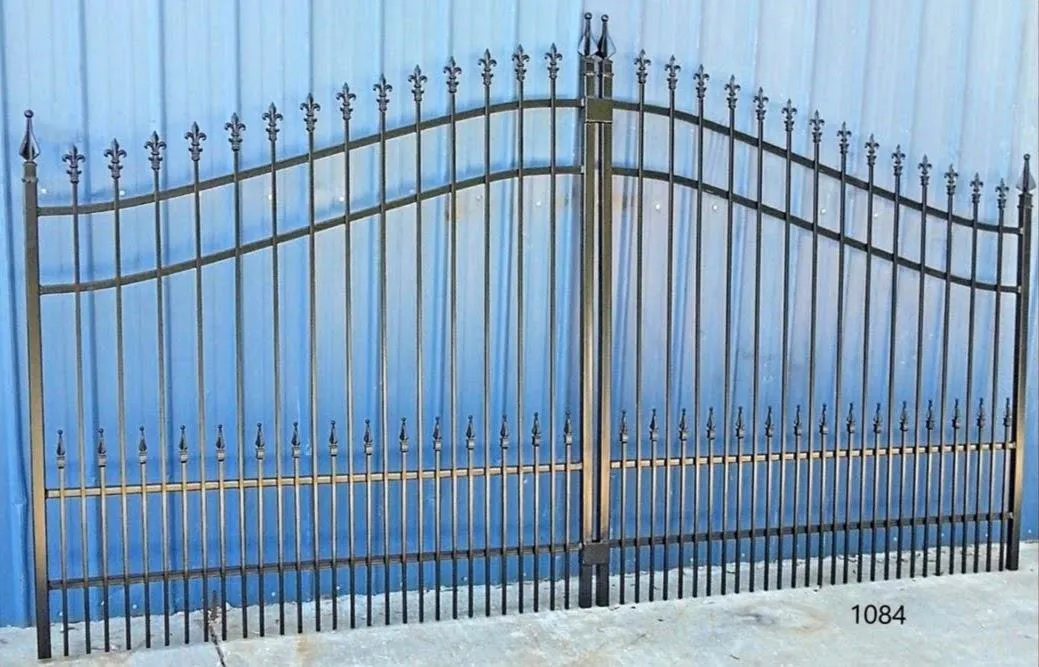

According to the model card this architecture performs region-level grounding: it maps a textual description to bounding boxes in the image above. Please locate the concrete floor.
[2,544,1036,666]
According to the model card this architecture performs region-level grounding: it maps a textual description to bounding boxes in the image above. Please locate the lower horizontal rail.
[45,461,583,500]
[48,542,582,591]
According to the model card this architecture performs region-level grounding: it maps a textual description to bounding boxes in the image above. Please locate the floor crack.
[207,598,227,667]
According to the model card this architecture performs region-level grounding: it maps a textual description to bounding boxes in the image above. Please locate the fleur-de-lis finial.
[1003,398,1012,427]
[977,398,986,429]
[63,145,85,185]
[693,64,708,100]
[846,403,856,434]
[499,414,510,449]
[899,402,909,432]
[793,405,803,436]
[926,401,935,431]
[255,423,265,460]
[706,407,716,439]
[137,426,148,464]
[970,173,983,204]
[735,407,745,439]
[809,111,823,143]
[679,409,688,441]
[952,399,961,430]
[664,57,680,91]
[409,66,427,102]
[374,75,392,113]
[865,134,879,166]
[336,84,356,121]
[399,417,409,453]
[996,179,1008,210]
[19,110,39,163]
[837,122,851,155]
[479,49,497,88]
[725,75,740,108]
[444,58,462,94]
[433,417,443,452]
[291,421,301,458]
[301,94,320,133]
[918,155,932,187]
[819,404,829,435]
[649,409,659,441]
[545,45,561,81]
[185,123,206,161]
[215,424,226,462]
[781,100,797,132]
[531,412,542,447]
[754,88,768,121]
[635,50,650,85]
[97,428,107,466]
[178,425,188,463]
[104,139,127,179]
[145,132,166,172]
[765,406,774,438]
[872,403,882,434]
[466,415,476,451]
[619,410,629,445]
[513,45,530,82]
[363,419,373,455]
[329,420,339,457]
[56,430,66,468]
[892,145,906,177]
[563,410,573,447]
[225,113,246,152]
[945,165,958,196]
[262,103,283,142]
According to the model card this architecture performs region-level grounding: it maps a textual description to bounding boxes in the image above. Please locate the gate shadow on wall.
[19,12,1033,660]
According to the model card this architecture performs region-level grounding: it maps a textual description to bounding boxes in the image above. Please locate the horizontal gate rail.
[19,11,1033,661]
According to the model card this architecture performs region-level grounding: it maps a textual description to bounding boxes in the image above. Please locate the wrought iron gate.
[20,13,1033,660]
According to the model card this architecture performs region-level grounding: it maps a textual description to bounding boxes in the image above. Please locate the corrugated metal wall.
[1,0,1036,627]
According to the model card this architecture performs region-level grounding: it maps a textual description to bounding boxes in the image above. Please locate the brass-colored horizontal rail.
[608,439,1014,470]
[45,461,584,500]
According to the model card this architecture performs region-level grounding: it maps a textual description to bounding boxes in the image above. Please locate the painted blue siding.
[1,0,1036,627]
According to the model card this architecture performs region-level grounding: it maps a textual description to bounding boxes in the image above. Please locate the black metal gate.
[20,13,1033,660]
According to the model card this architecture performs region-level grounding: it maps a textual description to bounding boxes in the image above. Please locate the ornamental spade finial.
[499,414,510,449]
[531,412,542,447]
[433,416,443,452]
[19,110,39,163]
[399,417,409,453]
[465,415,476,451]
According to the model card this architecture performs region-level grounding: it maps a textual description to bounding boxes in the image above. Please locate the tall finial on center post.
[20,110,40,163]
